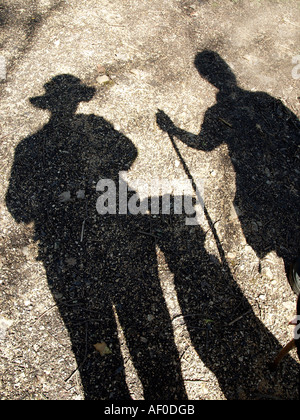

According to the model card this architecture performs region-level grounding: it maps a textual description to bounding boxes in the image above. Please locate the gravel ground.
[0,0,299,400]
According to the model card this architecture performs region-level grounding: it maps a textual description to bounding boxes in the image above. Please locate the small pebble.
[227,252,236,259]
[97,75,110,85]
[97,65,106,74]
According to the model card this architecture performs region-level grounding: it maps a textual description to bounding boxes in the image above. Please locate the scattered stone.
[76,189,85,199]
[96,75,110,85]
[94,342,112,356]
[66,257,77,266]
[97,65,106,74]
[263,267,273,280]
[58,191,71,203]
[0,316,13,340]
[251,221,259,232]
[22,246,31,258]
[227,252,236,259]
[53,292,63,300]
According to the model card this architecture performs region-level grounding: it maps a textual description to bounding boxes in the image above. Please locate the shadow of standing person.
[157,50,300,271]
[6,75,187,400]
[156,52,300,399]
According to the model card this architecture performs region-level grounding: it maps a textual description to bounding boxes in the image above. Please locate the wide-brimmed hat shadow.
[30,74,96,112]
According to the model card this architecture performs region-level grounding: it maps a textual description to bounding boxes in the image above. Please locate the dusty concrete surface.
[0,0,299,400]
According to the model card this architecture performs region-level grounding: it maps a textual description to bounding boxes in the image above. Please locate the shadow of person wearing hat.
[6,75,187,400]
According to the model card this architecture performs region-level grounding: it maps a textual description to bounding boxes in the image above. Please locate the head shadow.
[194,50,238,92]
[30,74,96,118]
